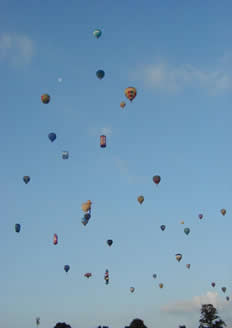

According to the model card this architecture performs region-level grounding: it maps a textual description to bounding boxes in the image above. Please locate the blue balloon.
[48,132,56,142]
[96,70,105,79]
[64,265,70,272]
[15,223,21,233]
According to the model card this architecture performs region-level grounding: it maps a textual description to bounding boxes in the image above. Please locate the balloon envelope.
[137,195,144,204]
[221,209,226,216]
[48,132,56,142]
[160,225,166,231]
[176,254,182,262]
[130,287,135,293]
[107,239,113,246]
[96,70,105,79]
[23,176,30,184]
[124,87,137,102]
[120,101,126,108]
[93,29,102,38]
[41,94,50,104]
[15,223,21,233]
[198,214,203,219]
[184,227,190,235]
[153,175,161,185]
[53,234,58,245]
[64,265,70,272]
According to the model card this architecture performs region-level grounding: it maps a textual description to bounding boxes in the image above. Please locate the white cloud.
[133,56,232,94]
[0,33,35,65]
[161,291,228,315]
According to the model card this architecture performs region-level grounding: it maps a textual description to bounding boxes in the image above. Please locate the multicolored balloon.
[124,87,137,102]
[41,94,50,104]
[137,195,144,204]
[221,209,226,216]
[176,254,182,262]
[120,101,126,108]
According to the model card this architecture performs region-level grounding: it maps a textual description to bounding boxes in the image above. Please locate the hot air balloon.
[176,254,182,262]
[62,151,69,159]
[159,283,163,288]
[53,234,58,245]
[100,135,106,148]
[48,132,56,142]
[137,195,144,204]
[81,201,92,212]
[104,269,109,285]
[180,221,184,224]
[96,70,105,79]
[186,264,191,269]
[36,317,40,327]
[15,224,21,233]
[81,216,88,226]
[93,29,102,38]
[23,176,30,184]
[153,175,161,185]
[226,296,230,301]
[41,94,50,104]
[211,282,216,287]
[221,209,226,216]
[222,287,226,293]
[107,239,113,246]
[153,274,157,279]
[120,101,126,109]
[160,225,166,231]
[198,214,203,219]
[130,287,135,293]
[184,227,190,235]
[84,273,92,278]
[64,265,70,273]
[124,87,137,102]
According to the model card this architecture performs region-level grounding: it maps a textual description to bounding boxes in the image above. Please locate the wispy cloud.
[161,292,228,315]
[0,33,35,66]
[132,55,232,94]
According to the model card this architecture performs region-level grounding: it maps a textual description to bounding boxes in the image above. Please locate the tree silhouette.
[199,304,226,328]
[129,318,147,328]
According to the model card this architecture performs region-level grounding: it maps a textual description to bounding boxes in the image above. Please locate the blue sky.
[1,0,232,327]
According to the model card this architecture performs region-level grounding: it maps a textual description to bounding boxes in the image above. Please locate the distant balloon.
[180,221,184,224]
[153,274,157,279]
[176,254,182,262]
[226,296,230,301]
[198,214,203,220]
[107,239,113,246]
[62,151,69,159]
[160,225,166,231]
[41,94,50,104]
[96,70,105,79]
[93,29,102,38]
[211,282,216,287]
[100,135,106,148]
[130,287,135,293]
[184,227,190,235]
[159,283,163,289]
[23,176,30,184]
[120,101,126,109]
[186,264,191,269]
[221,209,226,216]
[137,195,144,204]
[48,132,56,142]
[222,287,226,293]
[124,87,137,102]
[64,265,70,273]
[53,234,58,245]
[84,273,92,278]
[153,175,161,185]
[15,223,21,233]
[81,200,92,212]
